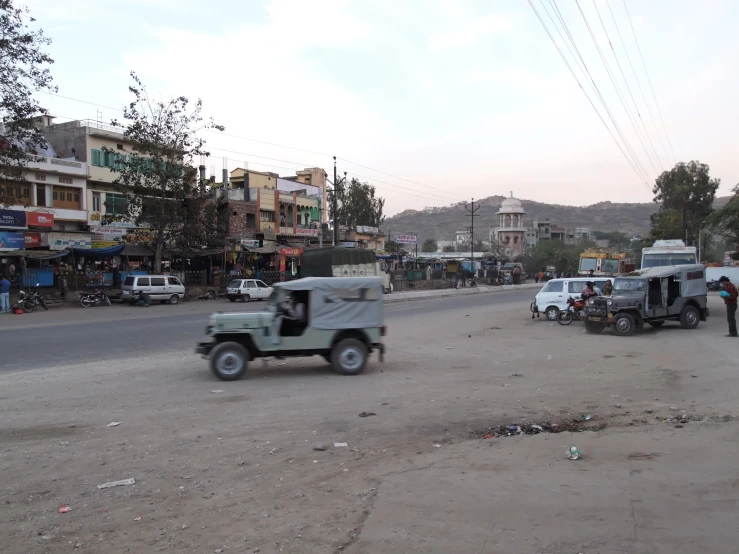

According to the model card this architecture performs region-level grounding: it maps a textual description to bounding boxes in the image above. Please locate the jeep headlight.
[607,300,613,306]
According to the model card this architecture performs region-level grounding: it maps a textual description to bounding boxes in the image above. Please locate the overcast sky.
[29,0,739,215]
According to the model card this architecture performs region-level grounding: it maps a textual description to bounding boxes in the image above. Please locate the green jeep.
[196,277,386,381]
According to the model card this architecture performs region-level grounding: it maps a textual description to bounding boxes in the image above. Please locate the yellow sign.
[92,241,119,248]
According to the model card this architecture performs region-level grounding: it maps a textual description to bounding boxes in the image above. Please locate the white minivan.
[226,278,273,302]
[532,277,612,320]
[121,275,186,305]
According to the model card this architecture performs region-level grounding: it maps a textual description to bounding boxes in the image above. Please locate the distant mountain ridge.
[383,195,732,242]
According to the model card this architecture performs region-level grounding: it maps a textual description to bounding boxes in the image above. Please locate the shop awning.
[244,246,279,254]
[122,244,155,257]
[72,245,126,258]
[6,249,70,260]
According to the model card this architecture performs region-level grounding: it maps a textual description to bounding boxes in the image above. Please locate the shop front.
[279,247,303,282]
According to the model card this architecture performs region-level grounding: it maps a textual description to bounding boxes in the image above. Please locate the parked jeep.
[196,276,386,380]
[583,265,708,336]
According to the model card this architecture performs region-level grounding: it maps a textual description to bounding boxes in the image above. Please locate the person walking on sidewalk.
[718,276,738,337]
[0,275,11,314]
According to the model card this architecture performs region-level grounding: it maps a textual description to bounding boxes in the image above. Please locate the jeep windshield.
[613,278,646,292]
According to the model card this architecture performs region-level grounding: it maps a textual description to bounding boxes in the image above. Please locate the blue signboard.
[0,209,27,229]
[0,231,25,250]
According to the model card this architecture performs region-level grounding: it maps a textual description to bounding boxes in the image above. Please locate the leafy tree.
[421,238,437,252]
[442,245,455,252]
[328,177,385,228]
[649,161,719,245]
[528,241,584,275]
[707,183,739,248]
[105,73,224,272]
[0,0,56,206]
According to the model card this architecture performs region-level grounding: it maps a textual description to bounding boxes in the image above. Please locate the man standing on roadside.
[0,275,11,314]
[718,276,738,338]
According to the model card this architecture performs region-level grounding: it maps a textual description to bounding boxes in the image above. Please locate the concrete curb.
[384,283,542,305]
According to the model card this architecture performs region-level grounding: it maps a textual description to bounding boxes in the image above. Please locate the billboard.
[0,209,26,229]
[27,212,54,227]
[24,232,49,248]
[295,227,318,236]
[0,231,25,250]
[240,239,260,247]
[49,232,91,250]
[356,226,379,235]
[395,234,417,244]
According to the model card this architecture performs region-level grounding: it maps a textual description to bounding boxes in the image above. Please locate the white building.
[491,194,526,259]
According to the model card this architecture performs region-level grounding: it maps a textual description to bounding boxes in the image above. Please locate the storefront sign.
[49,232,91,250]
[396,234,417,244]
[295,227,318,236]
[240,239,260,247]
[356,226,379,235]
[90,211,139,228]
[0,209,27,229]
[125,229,154,244]
[0,231,25,250]
[93,226,127,238]
[27,212,54,227]
[24,232,49,248]
[88,211,102,226]
[340,242,357,248]
[280,248,302,257]
[92,241,119,249]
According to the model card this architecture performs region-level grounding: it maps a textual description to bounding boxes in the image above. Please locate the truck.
[578,248,628,276]
[301,247,393,293]
[640,240,697,269]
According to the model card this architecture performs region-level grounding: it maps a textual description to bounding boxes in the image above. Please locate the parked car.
[196,276,386,381]
[531,277,612,321]
[582,264,708,336]
[121,275,186,305]
[226,278,273,302]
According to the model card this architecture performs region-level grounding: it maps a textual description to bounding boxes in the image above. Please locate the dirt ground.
[1,295,737,554]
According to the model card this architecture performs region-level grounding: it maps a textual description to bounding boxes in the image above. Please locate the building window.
[92,191,101,212]
[104,193,128,215]
[91,149,102,167]
[52,185,81,209]
[35,173,46,181]
[0,182,31,206]
[59,176,73,184]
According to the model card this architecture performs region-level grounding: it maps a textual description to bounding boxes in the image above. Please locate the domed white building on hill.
[492,193,526,259]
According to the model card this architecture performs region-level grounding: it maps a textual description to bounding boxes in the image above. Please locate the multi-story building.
[0,116,89,253]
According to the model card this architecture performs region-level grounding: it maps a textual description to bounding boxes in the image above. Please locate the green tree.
[105,72,224,272]
[421,238,438,252]
[707,183,739,248]
[0,0,56,206]
[474,239,485,252]
[529,241,584,275]
[328,177,385,228]
[442,245,455,252]
[649,161,719,245]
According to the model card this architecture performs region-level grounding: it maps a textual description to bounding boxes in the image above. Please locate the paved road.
[2,290,533,372]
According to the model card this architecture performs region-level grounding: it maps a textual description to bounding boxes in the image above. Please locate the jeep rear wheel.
[612,313,636,336]
[680,306,700,329]
[210,341,250,381]
[331,338,368,375]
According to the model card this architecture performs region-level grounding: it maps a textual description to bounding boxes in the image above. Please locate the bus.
[640,240,697,269]
[578,248,627,276]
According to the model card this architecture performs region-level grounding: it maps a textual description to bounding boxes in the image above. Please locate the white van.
[532,277,612,320]
[121,275,186,305]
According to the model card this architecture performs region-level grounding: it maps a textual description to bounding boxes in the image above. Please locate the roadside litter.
[58,505,71,514]
[312,444,326,451]
[581,414,593,421]
[482,418,595,438]
[358,412,376,418]
[97,478,136,489]
[566,445,580,460]
[334,442,348,448]
[107,422,122,427]
[211,390,223,393]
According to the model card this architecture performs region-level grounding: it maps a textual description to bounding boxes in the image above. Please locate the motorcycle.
[557,297,586,325]
[470,278,477,288]
[79,288,111,308]
[27,285,48,311]
[17,290,35,313]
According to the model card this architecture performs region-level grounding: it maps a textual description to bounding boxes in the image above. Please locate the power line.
[575,0,659,177]
[531,0,651,189]
[547,0,652,186]
[592,0,665,171]
[39,90,473,202]
[605,0,671,168]
[623,0,677,163]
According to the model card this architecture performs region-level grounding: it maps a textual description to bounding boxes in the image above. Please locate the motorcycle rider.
[581,281,598,300]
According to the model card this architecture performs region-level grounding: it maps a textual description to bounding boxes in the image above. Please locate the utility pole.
[465,198,480,276]
[333,157,338,247]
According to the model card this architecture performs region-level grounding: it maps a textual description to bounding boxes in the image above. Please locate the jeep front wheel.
[331,338,368,375]
[680,306,700,329]
[584,320,605,334]
[210,341,250,381]
[612,313,636,336]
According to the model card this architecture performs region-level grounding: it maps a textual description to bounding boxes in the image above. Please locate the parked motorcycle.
[17,290,35,313]
[79,288,111,308]
[558,297,586,325]
[28,285,48,311]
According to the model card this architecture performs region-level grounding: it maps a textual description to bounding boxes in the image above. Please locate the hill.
[383,195,733,242]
